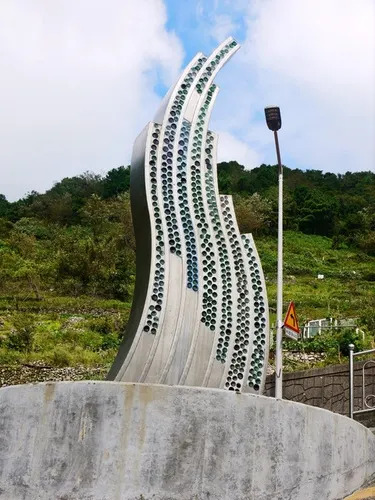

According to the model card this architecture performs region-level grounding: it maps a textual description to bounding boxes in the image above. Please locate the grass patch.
[0,303,126,368]
[257,231,375,326]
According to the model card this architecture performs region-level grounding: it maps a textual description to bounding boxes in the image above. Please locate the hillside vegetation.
[0,163,374,380]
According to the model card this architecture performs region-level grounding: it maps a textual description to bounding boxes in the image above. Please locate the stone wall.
[265,360,375,417]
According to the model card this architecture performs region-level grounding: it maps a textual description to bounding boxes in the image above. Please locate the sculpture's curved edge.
[110,52,207,382]
[107,123,154,380]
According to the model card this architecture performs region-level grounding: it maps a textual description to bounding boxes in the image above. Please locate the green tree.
[101,166,130,198]
[234,193,272,235]
[0,194,10,217]
[295,189,338,236]
[1,229,55,299]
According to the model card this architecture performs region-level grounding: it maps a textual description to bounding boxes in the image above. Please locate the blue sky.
[164,0,375,176]
[0,0,374,200]
[165,1,247,65]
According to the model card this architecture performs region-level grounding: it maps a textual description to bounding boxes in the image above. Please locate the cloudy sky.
[1,0,374,200]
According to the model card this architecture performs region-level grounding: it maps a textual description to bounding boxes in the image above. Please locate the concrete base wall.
[0,382,374,500]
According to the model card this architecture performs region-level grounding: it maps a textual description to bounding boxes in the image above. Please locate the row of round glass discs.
[196,40,238,94]
[161,57,207,256]
[180,45,237,293]
[242,235,267,392]
[143,57,208,334]
[204,132,233,363]
[144,124,164,335]
[177,120,198,290]
[190,86,218,331]
[221,196,251,392]
[143,44,240,335]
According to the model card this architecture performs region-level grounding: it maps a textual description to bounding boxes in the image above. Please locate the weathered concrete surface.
[0,381,374,500]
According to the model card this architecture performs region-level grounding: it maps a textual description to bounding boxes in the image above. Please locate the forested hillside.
[0,163,373,301]
[0,163,374,377]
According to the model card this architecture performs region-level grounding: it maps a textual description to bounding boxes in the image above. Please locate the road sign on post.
[284,301,299,340]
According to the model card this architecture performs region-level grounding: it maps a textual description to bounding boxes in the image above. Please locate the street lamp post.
[264,106,283,399]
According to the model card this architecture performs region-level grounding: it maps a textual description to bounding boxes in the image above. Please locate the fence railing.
[270,318,361,343]
[349,344,375,419]
[303,318,358,339]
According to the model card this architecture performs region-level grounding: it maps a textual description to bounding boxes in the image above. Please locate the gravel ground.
[0,357,320,387]
[0,363,107,387]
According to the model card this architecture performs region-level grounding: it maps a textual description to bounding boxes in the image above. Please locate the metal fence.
[303,318,358,338]
[269,318,362,346]
[349,344,375,419]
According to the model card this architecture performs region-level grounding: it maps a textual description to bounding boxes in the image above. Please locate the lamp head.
[265,106,282,131]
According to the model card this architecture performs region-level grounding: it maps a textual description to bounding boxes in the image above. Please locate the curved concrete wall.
[0,381,374,500]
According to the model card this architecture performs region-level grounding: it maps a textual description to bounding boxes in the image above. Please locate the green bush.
[85,316,115,335]
[101,333,121,350]
[46,346,73,367]
[286,327,372,358]
[13,218,51,239]
[77,329,103,351]
[0,347,23,364]
[286,332,338,356]
[6,314,35,352]
[336,328,372,356]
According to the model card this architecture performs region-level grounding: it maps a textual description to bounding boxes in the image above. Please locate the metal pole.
[274,130,283,399]
[349,343,354,418]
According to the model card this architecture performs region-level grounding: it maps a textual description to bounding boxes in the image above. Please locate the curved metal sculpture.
[108,38,269,394]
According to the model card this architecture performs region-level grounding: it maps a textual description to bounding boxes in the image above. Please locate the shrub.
[285,332,338,356]
[0,347,23,364]
[6,314,35,352]
[101,333,121,350]
[358,231,375,256]
[285,327,372,358]
[85,316,115,335]
[46,346,73,367]
[336,328,372,356]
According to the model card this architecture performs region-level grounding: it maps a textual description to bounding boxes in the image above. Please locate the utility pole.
[264,106,283,399]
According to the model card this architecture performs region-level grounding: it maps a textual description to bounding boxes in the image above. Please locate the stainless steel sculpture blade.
[108,38,270,394]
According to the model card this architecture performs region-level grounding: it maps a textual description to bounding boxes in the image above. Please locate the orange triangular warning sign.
[283,302,299,334]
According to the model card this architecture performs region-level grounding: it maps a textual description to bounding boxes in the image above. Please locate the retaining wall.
[0,381,374,500]
[265,360,375,416]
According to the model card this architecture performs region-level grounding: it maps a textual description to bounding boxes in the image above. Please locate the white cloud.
[247,0,374,97]
[216,0,375,173]
[217,131,260,168]
[0,0,183,200]
[210,14,239,43]
[1,0,374,201]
